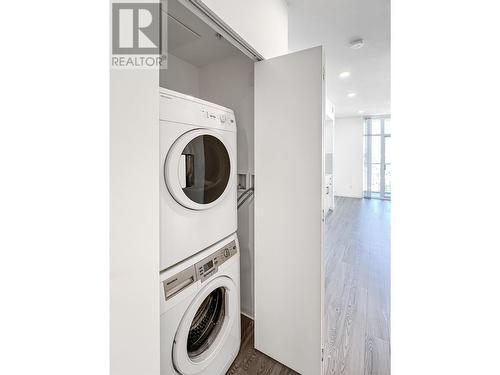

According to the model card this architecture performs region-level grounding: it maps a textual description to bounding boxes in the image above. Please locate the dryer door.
[165,128,234,210]
[173,276,239,375]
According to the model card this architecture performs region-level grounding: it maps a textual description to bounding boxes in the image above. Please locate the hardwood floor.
[226,315,299,375]
[323,197,390,375]
[227,197,390,375]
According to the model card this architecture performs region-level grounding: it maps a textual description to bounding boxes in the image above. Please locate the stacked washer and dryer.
[159,88,241,375]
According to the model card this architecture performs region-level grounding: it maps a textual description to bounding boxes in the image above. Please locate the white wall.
[199,55,254,174]
[110,70,160,375]
[324,119,334,173]
[199,0,288,58]
[334,117,364,198]
[159,54,200,96]
[198,54,255,318]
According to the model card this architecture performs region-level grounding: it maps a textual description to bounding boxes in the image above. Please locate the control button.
[224,248,230,257]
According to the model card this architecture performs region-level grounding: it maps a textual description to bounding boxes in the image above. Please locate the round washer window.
[187,287,226,358]
[179,135,230,205]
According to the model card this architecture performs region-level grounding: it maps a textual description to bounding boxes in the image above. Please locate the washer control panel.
[162,239,238,301]
[195,240,238,282]
[163,266,196,301]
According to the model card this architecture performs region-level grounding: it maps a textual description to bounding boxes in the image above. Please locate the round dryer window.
[165,129,233,210]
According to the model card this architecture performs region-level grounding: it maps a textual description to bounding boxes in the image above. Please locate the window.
[364,116,391,199]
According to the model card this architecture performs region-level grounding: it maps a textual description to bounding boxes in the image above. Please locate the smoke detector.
[350,38,365,49]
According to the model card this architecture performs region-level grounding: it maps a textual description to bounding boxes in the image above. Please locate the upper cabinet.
[185,0,288,58]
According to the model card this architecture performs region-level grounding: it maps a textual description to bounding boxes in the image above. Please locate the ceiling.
[164,0,242,68]
[287,0,390,118]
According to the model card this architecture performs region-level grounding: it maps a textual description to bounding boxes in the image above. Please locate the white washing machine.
[160,234,241,375]
[160,88,237,271]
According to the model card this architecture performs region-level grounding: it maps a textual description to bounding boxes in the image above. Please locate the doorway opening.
[160,0,256,349]
[364,116,391,200]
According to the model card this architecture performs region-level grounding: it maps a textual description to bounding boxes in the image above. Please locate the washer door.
[165,129,233,210]
[172,276,238,375]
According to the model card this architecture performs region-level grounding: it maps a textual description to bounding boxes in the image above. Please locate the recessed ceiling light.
[347,92,357,98]
[358,110,365,114]
[350,38,364,49]
[339,71,351,78]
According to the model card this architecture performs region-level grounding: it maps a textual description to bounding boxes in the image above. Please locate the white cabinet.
[324,99,335,212]
[325,174,334,212]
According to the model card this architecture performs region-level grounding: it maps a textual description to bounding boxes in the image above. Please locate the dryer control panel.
[200,108,235,126]
[159,88,236,132]
[195,240,238,282]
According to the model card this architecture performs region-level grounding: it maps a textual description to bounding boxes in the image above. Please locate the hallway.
[228,197,391,375]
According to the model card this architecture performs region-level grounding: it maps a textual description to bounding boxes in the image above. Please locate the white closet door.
[254,46,325,375]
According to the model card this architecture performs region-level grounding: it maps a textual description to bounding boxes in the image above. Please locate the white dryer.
[160,234,241,375]
[160,88,237,271]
